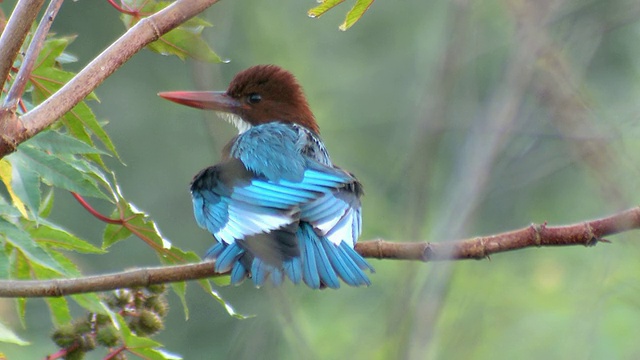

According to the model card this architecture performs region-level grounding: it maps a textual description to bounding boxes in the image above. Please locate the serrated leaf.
[44,297,72,327]
[0,248,9,279]
[0,160,29,218]
[211,273,231,287]
[39,190,54,217]
[0,218,68,275]
[129,347,182,360]
[30,39,117,164]
[103,209,134,249]
[56,52,78,64]
[72,293,116,319]
[151,349,183,360]
[15,298,26,328]
[64,101,118,160]
[209,285,250,319]
[11,146,106,199]
[120,1,221,63]
[35,37,76,69]
[170,281,189,319]
[11,253,29,326]
[157,247,200,319]
[29,130,107,155]
[339,0,375,30]
[32,222,105,254]
[10,159,40,219]
[104,198,177,258]
[0,321,28,346]
[148,28,222,63]
[308,0,345,18]
[115,313,162,348]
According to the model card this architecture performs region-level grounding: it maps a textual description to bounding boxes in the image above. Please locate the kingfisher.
[159,65,373,289]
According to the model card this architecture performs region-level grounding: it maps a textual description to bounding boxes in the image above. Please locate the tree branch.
[0,0,220,158]
[3,0,64,111]
[1,207,638,298]
[0,0,46,92]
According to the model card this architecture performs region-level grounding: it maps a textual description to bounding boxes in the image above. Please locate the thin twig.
[0,0,220,158]
[0,0,46,93]
[3,0,65,111]
[0,207,638,298]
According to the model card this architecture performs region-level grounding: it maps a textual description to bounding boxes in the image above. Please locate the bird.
[158,65,373,289]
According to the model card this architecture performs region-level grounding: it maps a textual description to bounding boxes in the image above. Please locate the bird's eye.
[247,93,262,104]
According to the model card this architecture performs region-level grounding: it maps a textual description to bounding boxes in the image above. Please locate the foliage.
[308,0,375,30]
[49,285,171,360]
[0,0,373,357]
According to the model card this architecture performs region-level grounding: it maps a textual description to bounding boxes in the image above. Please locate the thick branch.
[0,207,638,298]
[0,0,220,158]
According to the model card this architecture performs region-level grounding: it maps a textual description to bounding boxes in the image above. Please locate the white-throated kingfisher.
[159,65,373,289]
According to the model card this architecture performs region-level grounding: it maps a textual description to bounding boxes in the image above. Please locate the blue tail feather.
[320,239,359,286]
[215,243,244,272]
[340,241,375,272]
[336,244,371,286]
[270,268,284,286]
[205,242,225,259]
[205,229,373,288]
[310,236,340,289]
[230,261,247,285]
[299,228,320,289]
[251,258,269,287]
[284,257,302,284]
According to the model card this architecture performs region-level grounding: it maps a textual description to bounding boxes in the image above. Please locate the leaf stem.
[71,192,123,225]
[106,0,141,16]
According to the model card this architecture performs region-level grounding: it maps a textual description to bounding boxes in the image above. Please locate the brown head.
[158,65,319,134]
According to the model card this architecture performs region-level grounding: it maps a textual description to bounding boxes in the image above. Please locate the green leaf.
[0,159,29,218]
[0,218,69,275]
[103,213,134,249]
[308,0,345,18]
[0,195,23,218]
[56,52,78,64]
[11,146,106,199]
[339,0,375,30]
[31,222,105,254]
[148,28,222,63]
[115,313,162,348]
[29,130,107,155]
[209,285,250,319]
[129,347,182,360]
[121,1,221,63]
[0,321,28,346]
[0,248,9,279]
[65,101,119,160]
[35,36,76,69]
[171,281,189,319]
[72,293,117,325]
[308,0,374,30]
[11,254,29,326]
[44,297,72,327]
[39,189,54,217]
[30,37,118,164]
[10,159,40,219]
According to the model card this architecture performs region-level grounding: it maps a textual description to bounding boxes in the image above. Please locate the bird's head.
[159,65,318,134]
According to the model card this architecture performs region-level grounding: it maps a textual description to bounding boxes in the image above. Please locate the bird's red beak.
[158,91,242,112]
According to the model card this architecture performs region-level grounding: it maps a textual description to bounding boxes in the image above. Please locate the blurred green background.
[4,0,640,358]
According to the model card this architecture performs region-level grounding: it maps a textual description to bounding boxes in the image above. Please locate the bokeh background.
[4,0,640,358]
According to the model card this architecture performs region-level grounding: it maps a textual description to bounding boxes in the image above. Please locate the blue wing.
[191,123,373,288]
